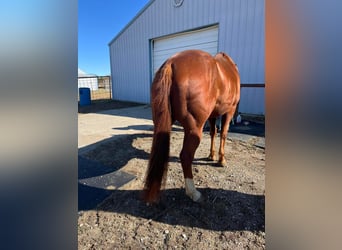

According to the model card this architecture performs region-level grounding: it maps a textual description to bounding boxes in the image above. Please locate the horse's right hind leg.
[218,111,234,167]
[180,128,203,202]
[208,117,217,161]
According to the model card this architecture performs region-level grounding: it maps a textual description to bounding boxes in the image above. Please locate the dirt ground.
[78,101,265,249]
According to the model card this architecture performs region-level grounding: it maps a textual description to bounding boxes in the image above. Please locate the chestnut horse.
[143,50,240,203]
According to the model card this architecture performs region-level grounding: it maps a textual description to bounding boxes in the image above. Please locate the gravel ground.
[78,121,265,249]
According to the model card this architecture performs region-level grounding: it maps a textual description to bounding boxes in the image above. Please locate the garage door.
[152,25,218,75]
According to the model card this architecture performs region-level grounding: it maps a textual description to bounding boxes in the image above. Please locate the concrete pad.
[78,105,153,150]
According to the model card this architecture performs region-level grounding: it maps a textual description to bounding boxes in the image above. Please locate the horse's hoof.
[208,154,217,161]
[218,159,227,167]
[196,194,206,204]
[186,190,202,203]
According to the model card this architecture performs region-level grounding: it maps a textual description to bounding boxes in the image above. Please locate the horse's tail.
[143,62,173,203]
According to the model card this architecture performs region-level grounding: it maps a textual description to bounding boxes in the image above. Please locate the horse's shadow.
[192,157,226,167]
[80,184,264,232]
[113,125,153,132]
[112,124,184,133]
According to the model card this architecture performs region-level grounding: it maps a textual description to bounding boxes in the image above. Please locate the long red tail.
[143,62,172,203]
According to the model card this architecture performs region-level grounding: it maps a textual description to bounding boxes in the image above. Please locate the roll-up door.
[152,25,218,75]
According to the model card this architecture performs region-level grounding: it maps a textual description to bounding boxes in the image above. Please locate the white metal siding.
[240,88,265,115]
[109,0,264,114]
[152,26,218,74]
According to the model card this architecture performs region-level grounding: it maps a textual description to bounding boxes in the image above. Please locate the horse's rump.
[143,49,240,203]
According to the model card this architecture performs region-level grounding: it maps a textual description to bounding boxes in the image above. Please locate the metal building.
[109,0,265,115]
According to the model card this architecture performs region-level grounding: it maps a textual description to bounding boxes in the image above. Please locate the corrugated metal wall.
[109,0,264,114]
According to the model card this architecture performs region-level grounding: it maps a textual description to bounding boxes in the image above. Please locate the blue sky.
[78,0,150,76]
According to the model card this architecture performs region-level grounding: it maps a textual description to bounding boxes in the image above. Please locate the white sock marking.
[185,178,202,202]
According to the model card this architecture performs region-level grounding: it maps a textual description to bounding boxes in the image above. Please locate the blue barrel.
[79,87,91,106]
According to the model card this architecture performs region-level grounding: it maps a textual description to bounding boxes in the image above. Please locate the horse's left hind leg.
[180,128,203,202]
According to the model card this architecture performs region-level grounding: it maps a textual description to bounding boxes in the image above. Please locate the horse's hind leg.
[208,117,217,161]
[180,128,203,202]
[218,112,234,167]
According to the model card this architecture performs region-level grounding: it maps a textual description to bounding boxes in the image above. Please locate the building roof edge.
[108,0,156,46]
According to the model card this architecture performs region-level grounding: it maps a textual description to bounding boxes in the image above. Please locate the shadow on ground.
[229,121,265,137]
[80,184,265,232]
[78,133,150,210]
[78,100,143,114]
